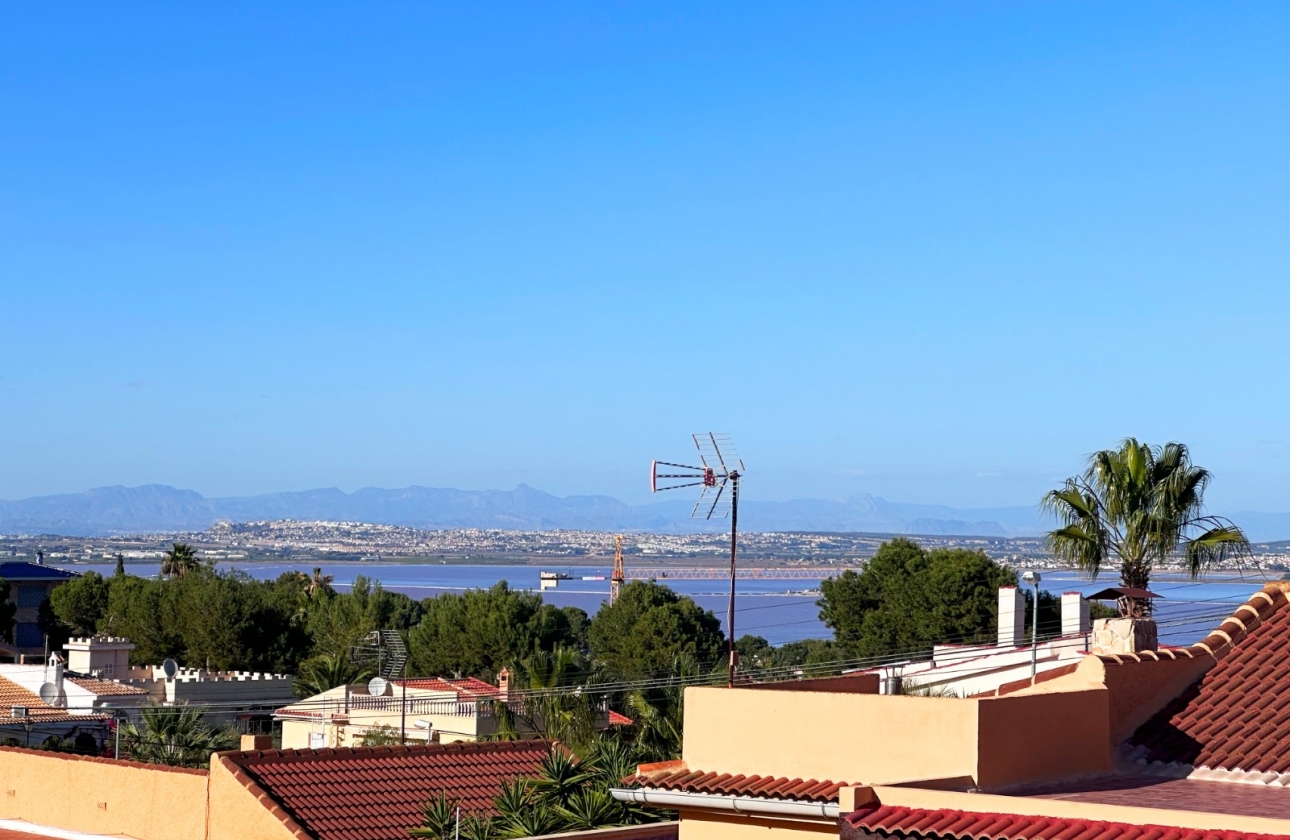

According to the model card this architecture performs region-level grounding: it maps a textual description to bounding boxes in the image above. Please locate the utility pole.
[726,473,740,688]
[1023,570,1041,682]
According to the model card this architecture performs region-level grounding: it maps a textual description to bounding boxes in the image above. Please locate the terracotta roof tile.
[843,804,1290,840]
[222,740,552,840]
[67,677,148,697]
[1129,582,1290,774]
[0,676,110,725]
[625,761,848,804]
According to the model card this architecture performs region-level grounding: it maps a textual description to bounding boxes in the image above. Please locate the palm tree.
[1044,439,1250,616]
[623,653,702,761]
[160,543,201,579]
[118,704,237,767]
[305,567,334,598]
[293,651,373,698]
[491,648,602,751]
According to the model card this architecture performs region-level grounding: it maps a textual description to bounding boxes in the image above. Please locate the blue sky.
[2,3,1288,510]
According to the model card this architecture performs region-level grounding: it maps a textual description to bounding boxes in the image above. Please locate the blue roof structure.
[0,562,80,582]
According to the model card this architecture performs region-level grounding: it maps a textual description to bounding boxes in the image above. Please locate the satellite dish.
[38,683,63,708]
[368,677,389,697]
[162,658,179,679]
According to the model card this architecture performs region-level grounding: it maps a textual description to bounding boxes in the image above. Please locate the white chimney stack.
[1061,591,1090,638]
[998,586,1025,648]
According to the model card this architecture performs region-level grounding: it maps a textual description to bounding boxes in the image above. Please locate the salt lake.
[71,561,1277,648]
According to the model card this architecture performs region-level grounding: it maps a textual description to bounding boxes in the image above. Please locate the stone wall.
[1091,618,1158,655]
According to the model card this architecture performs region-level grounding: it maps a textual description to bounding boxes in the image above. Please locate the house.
[60,636,295,724]
[0,737,676,840]
[614,581,1290,840]
[278,669,616,748]
[855,586,1092,697]
[0,562,79,659]
[0,651,149,720]
[0,674,111,748]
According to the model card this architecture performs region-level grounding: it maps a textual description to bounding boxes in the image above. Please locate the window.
[16,586,45,609]
[15,623,42,648]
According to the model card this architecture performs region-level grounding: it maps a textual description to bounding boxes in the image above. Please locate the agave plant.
[409,793,460,840]
[1044,439,1250,615]
[530,749,593,806]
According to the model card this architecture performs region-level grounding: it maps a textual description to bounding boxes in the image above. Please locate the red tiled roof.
[395,677,499,698]
[448,677,499,698]
[626,760,848,804]
[608,710,633,726]
[0,677,110,725]
[397,678,460,693]
[842,804,1290,840]
[68,677,148,697]
[221,740,552,840]
[1129,582,1290,773]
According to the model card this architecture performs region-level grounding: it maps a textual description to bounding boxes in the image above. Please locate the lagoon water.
[72,561,1276,648]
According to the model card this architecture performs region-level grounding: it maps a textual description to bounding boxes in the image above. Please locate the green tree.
[119,704,237,767]
[101,574,181,664]
[305,576,422,661]
[623,653,706,761]
[408,582,577,678]
[1044,438,1250,615]
[587,581,724,679]
[491,647,602,751]
[818,538,1016,659]
[50,571,110,636]
[160,543,202,579]
[294,651,373,698]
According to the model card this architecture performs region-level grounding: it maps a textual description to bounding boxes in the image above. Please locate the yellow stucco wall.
[974,689,1111,789]
[683,685,1112,790]
[207,756,305,840]
[0,747,207,840]
[682,687,980,784]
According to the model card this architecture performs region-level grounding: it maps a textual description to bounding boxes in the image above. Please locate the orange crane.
[610,535,625,606]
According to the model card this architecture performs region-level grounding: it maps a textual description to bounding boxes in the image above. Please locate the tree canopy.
[818,537,1017,659]
[587,580,724,679]
[408,582,584,678]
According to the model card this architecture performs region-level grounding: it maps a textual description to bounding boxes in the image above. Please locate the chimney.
[998,586,1024,648]
[240,734,273,751]
[497,667,510,703]
[1061,592,1090,638]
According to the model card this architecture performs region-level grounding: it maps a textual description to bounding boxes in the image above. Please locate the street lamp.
[1022,570,1041,681]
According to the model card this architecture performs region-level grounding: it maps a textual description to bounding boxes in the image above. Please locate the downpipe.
[610,788,839,820]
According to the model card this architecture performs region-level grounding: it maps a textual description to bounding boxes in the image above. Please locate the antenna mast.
[650,433,745,687]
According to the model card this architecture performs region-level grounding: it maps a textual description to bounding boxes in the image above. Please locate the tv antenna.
[651,433,744,687]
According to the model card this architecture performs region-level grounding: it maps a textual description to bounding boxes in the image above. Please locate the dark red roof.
[843,804,1290,840]
[220,740,552,840]
[626,760,848,803]
[1129,582,1290,773]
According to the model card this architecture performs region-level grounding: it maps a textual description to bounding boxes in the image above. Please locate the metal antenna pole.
[650,433,746,688]
[726,473,739,688]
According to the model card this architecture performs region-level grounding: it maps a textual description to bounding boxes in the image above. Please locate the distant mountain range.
[2,483,1288,541]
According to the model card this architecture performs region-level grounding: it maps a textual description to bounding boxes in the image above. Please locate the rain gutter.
[610,788,839,819]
